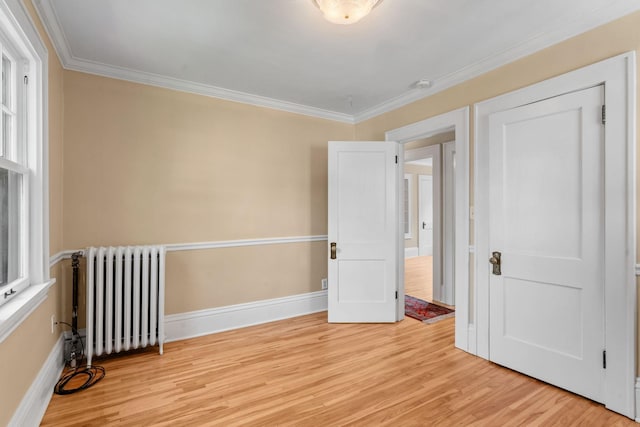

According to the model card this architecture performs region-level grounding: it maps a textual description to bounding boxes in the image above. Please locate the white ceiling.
[34,0,640,123]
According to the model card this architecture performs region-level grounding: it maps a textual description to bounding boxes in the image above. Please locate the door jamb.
[442,142,456,305]
[385,107,470,350]
[474,52,636,418]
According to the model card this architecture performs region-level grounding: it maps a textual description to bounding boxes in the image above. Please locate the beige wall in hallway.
[404,164,432,250]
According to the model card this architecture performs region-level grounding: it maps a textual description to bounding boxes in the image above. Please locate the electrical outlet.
[50,314,56,334]
[321,278,328,290]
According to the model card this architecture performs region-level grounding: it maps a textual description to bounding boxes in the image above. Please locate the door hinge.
[603,350,606,369]
[395,155,398,164]
[395,291,398,299]
[601,105,606,125]
[23,75,28,85]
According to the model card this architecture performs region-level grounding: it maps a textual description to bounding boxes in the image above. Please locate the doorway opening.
[402,132,455,318]
[386,106,470,347]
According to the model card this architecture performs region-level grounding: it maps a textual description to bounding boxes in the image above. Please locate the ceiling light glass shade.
[313,0,381,25]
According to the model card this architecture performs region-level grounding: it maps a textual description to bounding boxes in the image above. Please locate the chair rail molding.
[49,235,329,267]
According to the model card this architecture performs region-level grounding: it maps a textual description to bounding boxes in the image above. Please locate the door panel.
[338,151,387,243]
[328,141,398,323]
[502,108,582,258]
[503,278,582,358]
[338,260,386,302]
[488,86,604,402]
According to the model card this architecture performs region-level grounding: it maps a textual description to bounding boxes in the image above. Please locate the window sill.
[0,279,56,344]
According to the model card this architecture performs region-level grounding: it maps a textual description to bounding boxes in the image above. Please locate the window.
[0,0,49,339]
[0,36,28,307]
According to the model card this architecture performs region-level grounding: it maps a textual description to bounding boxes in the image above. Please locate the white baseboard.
[164,290,328,342]
[405,247,419,258]
[9,334,65,427]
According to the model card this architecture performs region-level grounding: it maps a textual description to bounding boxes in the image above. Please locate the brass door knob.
[489,251,501,275]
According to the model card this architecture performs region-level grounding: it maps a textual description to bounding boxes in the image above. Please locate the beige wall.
[0,1,65,424]
[62,72,353,246]
[404,164,432,250]
[62,71,353,311]
[356,11,640,371]
[166,242,326,314]
[0,265,63,426]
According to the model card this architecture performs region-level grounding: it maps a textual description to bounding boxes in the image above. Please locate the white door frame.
[385,107,470,350]
[475,52,636,418]
[442,142,456,306]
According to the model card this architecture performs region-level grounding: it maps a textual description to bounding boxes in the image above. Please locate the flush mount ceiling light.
[415,79,433,89]
[313,0,382,25]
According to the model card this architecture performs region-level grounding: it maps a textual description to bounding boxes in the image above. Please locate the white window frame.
[0,0,52,343]
[0,36,29,300]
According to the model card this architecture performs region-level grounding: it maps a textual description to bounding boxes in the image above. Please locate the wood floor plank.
[41,312,635,426]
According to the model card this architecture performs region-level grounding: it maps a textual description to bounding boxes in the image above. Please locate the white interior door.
[328,141,399,323]
[418,175,433,256]
[488,85,605,402]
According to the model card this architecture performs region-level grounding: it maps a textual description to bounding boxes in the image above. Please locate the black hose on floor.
[53,252,105,395]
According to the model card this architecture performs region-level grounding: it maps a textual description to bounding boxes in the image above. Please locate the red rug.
[405,295,455,323]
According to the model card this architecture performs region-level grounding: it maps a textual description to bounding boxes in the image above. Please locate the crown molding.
[34,0,640,125]
[32,0,71,64]
[32,0,354,124]
[354,1,640,123]
[64,57,355,123]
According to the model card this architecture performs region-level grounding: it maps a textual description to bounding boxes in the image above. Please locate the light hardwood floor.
[41,313,634,426]
[405,255,433,302]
